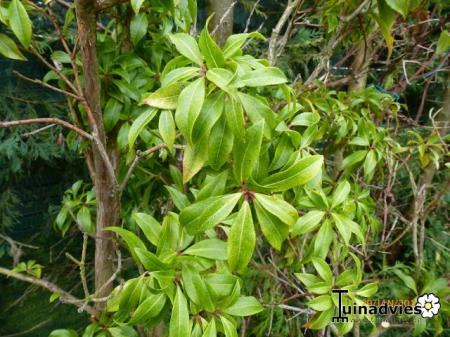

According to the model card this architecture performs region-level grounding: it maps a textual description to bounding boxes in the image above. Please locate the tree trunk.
[75,0,119,310]
[207,0,234,46]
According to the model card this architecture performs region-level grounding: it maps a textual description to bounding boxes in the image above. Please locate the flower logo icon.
[416,293,440,318]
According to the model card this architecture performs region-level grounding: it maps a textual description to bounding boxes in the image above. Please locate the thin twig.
[21,123,56,138]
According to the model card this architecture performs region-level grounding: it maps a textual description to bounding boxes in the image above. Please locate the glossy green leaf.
[182,137,208,183]
[206,68,233,90]
[143,83,183,110]
[165,186,190,211]
[356,283,378,297]
[220,316,237,337]
[233,120,265,182]
[363,150,377,181]
[224,96,245,140]
[332,213,365,244]
[103,98,122,132]
[159,110,176,152]
[169,286,190,337]
[180,193,241,234]
[254,199,289,250]
[161,67,200,88]
[184,239,227,260]
[199,22,224,68]
[240,67,287,87]
[307,308,334,329]
[196,171,228,201]
[132,212,161,246]
[254,193,297,226]
[307,295,333,311]
[331,180,351,208]
[260,155,323,191]
[291,112,320,126]
[49,329,78,337]
[8,0,32,48]
[128,108,158,148]
[0,33,26,60]
[228,200,255,272]
[131,0,144,14]
[169,33,203,65]
[201,319,216,337]
[77,207,93,233]
[385,0,409,18]
[436,30,450,54]
[175,77,205,143]
[311,257,332,283]
[128,292,166,324]
[223,296,263,316]
[135,248,168,271]
[222,32,265,59]
[208,115,234,170]
[342,150,368,170]
[291,210,325,236]
[106,227,146,261]
[108,327,138,337]
[130,13,148,45]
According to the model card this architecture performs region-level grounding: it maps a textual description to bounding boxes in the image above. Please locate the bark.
[208,0,234,46]
[75,0,119,310]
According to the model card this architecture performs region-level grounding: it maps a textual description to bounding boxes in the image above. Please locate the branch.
[119,144,185,192]
[0,267,99,317]
[211,1,238,35]
[0,118,93,140]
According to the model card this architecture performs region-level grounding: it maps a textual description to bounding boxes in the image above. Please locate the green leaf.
[77,207,94,233]
[175,77,205,143]
[128,108,158,148]
[331,213,365,244]
[131,0,144,14]
[307,308,334,329]
[233,120,265,182]
[169,33,203,65]
[180,193,241,234]
[170,286,190,337]
[208,116,234,170]
[314,219,333,258]
[222,32,265,59]
[165,186,190,211]
[436,30,450,54]
[143,83,183,110]
[132,212,161,246]
[356,283,378,297]
[161,67,200,88]
[199,21,225,68]
[254,193,297,226]
[240,67,287,87]
[135,248,168,271]
[342,150,368,170]
[106,227,146,260]
[0,33,26,60]
[206,68,233,90]
[159,110,176,152]
[184,239,227,260]
[375,0,396,58]
[238,92,276,134]
[392,269,417,294]
[224,96,245,140]
[130,13,148,45]
[260,155,323,192]
[311,257,332,283]
[191,91,224,143]
[291,210,325,236]
[8,0,32,48]
[201,319,216,337]
[128,292,166,324]
[331,180,351,208]
[49,329,78,337]
[108,327,138,337]
[223,296,263,316]
[336,269,357,287]
[295,273,322,287]
[220,316,237,337]
[307,295,333,311]
[182,138,208,183]
[291,112,320,126]
[228,200,255,273]
[196,171,228,201]
[103,98,122,132]
[254,199,289,250]
[363,150,377,181]
[385,0,409,18]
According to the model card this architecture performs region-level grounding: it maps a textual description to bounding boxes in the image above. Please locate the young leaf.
[208,115,234,170]
[254,200,289,250]
[169,33,204,65]
[159,110,176,152]
[206,68,233,90]
[260,155,323,192]
[311,257,333,283]
[201,319,216,337]
[132,212,161,246]
[106,227,146,260]
[331,180,351,208]
[165,186,190,211]
[184,239,228,260]
[291,210,325,236]
[228,200,255,273]
[356,283,378,297]
[180,193,241,234]
[128,108,158,148]
[222,32,265,59]
[233,120,265,183]
[175,77,205,143]
[219,316,237,337]
[253,193,297,227]
[77,207,94,233]
[199,23,225,68]
[306,308,334,330]
[313,220,333,259]
[240,67,287,87]
[223,296,263,316]
[143,83,183,110]
[0,33,26,60]
[170,287,190,337]
[128,292,166,324]
[161,67,200,88]
[307,295,333,311]
[8,0,32,48]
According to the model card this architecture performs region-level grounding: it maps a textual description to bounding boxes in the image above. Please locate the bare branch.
[0,267,99,317]
[0,118,93,140]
